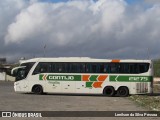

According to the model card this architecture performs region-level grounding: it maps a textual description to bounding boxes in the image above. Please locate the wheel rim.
[106,89,112,95]
[34,86,42,94]
[118,87,128,96]
[105,88,114,96]
[119,89,126,95]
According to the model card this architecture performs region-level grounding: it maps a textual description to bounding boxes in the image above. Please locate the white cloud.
[0,0,160,61]
[5,0,126,44]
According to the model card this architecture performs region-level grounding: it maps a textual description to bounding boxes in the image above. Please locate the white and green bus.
[12,57,153,97]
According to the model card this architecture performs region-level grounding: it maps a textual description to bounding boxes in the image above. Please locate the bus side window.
[79,63,85,73]
[91,64,97,73]
[123,63,129,73]
[40,68,46,73]
[138,63,149,73]
[33,62,51,74]
[85,63,90,73]
[44,63,52,73]
[99,64,105,73]
[52,63,56,72]
[110,63,117,73]
[129,64,133,73]
[129,63,138,74]
[70,63,78,73]
[65,63,70,73]
[55,63,65,73]
[118,63,126,73]
[104,64,110,73]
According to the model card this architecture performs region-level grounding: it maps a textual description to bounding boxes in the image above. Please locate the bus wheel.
[103,86,115,97]
[32,85,43,94]
[117,86,129,97]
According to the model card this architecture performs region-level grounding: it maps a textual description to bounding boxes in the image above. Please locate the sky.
[0,0,160,62]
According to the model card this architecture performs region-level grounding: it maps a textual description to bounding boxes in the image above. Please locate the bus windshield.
[16,67,26,81]
[15,62,35,81]
[20,62,35,75]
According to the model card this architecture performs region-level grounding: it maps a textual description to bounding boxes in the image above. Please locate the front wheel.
[32,85,43,94]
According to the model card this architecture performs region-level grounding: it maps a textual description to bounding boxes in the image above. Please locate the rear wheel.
[32,85,43,94]
[117,86,129,97]
[103,86,115,97]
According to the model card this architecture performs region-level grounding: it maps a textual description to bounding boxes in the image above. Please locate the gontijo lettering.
[48,75,74,80]
[39,75,81,81]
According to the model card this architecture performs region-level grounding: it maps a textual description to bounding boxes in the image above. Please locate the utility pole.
[147,48,150,60]
[43,44,46,57]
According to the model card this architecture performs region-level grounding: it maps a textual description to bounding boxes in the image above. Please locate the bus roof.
[20,57,152,64]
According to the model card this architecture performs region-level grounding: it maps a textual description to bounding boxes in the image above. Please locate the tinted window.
[86,63,98,73]
[55,63,66,73]
[99,64,105,73]
[107,63,149,74]
[21,62,35,76]
[32,62,150,74]
[33,62,51,74]
[70,63,78,73]
[109,64,117,73]
[138,63,149,73]
[79,63,86,73]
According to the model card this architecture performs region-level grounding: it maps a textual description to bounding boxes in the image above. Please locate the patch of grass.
[154,84,160,93]
[129,85,160,111]
[129,95,160,111]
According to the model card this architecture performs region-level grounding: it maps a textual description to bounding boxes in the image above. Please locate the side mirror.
[11,66,26,77]
[12,69,18,77]
[11,68,18,77]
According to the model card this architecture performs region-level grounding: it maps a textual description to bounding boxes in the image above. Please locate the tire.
[103,86,115,97]
[117,86,129,97]
[32,85,43,94]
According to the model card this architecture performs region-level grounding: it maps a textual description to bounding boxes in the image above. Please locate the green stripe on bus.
[86,82,93,87]
[89,75,98,81]
[110,75,152,82]
[39,75,43,80]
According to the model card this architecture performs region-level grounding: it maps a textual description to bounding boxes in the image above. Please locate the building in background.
[0,58,6,64]
[0,58,8,72]
[0,58,6,81]
[0,57,16,81]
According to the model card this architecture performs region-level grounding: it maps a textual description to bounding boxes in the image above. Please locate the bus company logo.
[39,74,75,81]
[39,74,108,88]
[48,75,74,81]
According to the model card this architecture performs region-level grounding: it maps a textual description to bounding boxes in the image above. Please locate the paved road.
[0,81,158,120]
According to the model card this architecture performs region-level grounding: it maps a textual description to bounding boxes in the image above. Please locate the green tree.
[153,59,160,77]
